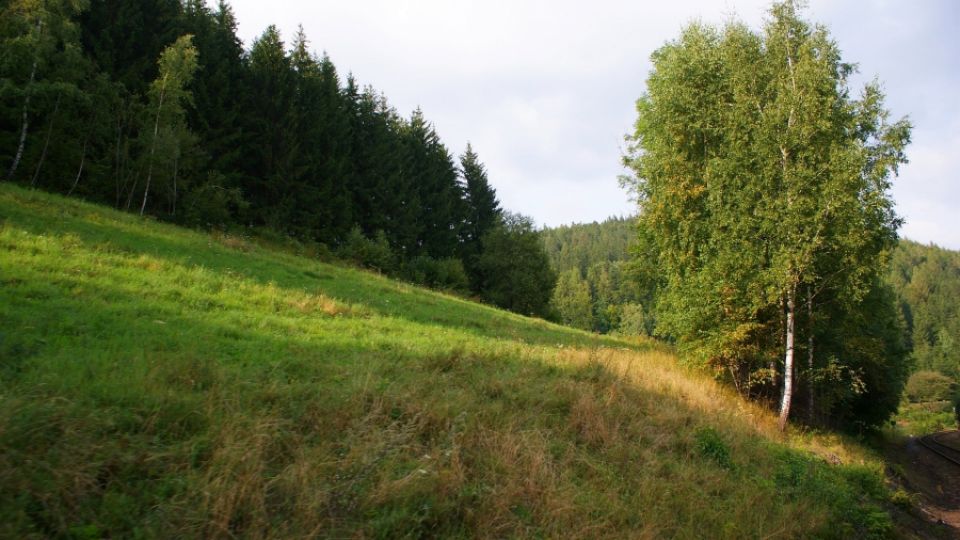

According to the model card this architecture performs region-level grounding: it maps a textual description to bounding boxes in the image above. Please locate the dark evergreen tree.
[403,108,463,257]
[458,143,501,291]
[79,0,182,94]
[476,212,556,318]
[180,0,246,209]
[346,84,410,251]
[241,25,299,230]
[288,28,353,243]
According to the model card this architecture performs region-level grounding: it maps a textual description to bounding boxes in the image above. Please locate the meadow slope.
[1,184,899,538]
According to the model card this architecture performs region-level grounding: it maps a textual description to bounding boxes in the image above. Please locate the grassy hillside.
[1,184,901,538]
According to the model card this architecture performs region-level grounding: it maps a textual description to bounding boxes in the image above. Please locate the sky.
[222,0,960,249]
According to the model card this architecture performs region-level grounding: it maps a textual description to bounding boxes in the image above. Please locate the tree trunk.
[171,153,179,216]
[807,289,815,423]
[778,288,796,432]
[68,137,88,196]
[30,91,61,187]
[7,20,42,181]
[140,75,167,216]
[125,175,138,211]
[114,101,129,208]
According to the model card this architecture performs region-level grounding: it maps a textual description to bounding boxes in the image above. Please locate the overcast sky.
[223,0,960,249]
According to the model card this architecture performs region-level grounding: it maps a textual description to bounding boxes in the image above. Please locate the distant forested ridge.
[541,217,654,335]
[0,0,554,316]
[889,240,960,379]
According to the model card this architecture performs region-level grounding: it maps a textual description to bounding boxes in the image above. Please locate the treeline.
[0,0,555,315]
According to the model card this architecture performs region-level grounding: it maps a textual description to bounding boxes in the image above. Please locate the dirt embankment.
[888,430,960,539]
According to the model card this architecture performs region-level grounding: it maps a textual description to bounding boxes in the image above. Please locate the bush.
[180,173,248,228]
[694,427,733,470]
[615,303,651,336]
[904,370,955,403]
[401,256,470,293]
[337,227,397,273]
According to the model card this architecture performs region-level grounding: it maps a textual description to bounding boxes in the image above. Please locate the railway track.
[918,430,960,468]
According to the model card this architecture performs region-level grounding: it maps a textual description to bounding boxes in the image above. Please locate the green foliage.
[337,226,396,273]
[904,370,956,403]
[401,256,470,293]
[476,213,557,318]
[694,427,733,470]
[551,268,594,330]
[888,240,960,379]
[179,172,247,228]
[622,1,911,430]
[615,303,651,337]
[541,216,636,276]
[894,401,956,436]
[459,143,501,292]
[541,217,654,335]
[955,396,960,428]
[137,33,199,216]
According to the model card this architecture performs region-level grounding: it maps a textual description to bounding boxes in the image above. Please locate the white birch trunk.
[30,91,61,187]
[68,137,88,196]
[778,289,796,431]
[807,291,815,423]
[140,75,167,216]
[7,20,42,181]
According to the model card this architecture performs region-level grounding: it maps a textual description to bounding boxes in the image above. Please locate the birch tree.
[138,34,198,215]
[1,0,87,181]
[624,1,910,430]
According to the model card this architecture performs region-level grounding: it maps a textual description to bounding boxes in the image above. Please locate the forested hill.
[0,0,557,318]
[888,240,960,379]
[0,184,912,537]
[541,218,648,335]
[541,216,636,275]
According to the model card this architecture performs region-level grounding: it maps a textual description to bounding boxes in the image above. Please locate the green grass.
[893,400,957,437]
[1,184,899,538]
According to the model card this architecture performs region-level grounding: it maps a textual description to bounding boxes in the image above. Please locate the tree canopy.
[622,1,911,430]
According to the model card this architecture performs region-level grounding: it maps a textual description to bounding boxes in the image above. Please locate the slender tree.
[139,34,197,215]
[2,0,87,181]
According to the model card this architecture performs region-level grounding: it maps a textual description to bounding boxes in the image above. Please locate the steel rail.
[918,430,960,468]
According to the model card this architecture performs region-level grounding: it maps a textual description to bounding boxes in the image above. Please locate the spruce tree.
[242,25,299,230]
[459,143,501,291]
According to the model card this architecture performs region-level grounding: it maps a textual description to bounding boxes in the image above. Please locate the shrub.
[401,256,470,293]
[180,173,248,228]
[904,370,955,403]
[337,227,397,273]
[694,427,733,470]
